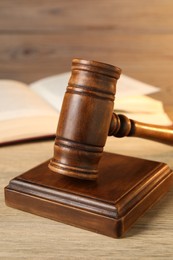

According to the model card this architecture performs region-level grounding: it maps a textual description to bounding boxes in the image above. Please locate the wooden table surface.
[1,1,173,259]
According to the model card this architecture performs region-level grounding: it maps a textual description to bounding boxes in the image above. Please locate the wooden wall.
[0,0,173,108]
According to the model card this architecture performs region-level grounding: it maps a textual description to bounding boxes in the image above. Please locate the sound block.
[5,152,173,238]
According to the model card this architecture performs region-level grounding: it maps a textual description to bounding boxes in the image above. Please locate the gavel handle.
[109,113,173,146]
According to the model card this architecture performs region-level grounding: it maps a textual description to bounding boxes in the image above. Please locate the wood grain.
[0,0,173,33]
[0,0,173,114]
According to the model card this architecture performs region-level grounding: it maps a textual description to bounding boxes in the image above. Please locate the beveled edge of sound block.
[4,152,173,238]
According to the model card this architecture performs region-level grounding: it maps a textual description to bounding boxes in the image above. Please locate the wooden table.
[1,138,173,259]
[1,1,173,259]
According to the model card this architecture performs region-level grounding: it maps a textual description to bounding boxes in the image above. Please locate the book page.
[0,80,58,144]
[1,116,57,144]
[1,80,58,120]
[115,95,172,125]
[30,73,70,111]
[116,74,159,98]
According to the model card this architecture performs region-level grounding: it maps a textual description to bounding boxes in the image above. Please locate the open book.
[1,72,172,146]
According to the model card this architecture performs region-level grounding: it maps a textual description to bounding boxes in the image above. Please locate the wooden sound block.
[5,152,173,238]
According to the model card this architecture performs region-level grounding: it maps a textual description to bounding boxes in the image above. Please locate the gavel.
[49,59,173,180]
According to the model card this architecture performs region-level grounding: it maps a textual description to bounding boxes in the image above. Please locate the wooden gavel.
[49,59,173,180]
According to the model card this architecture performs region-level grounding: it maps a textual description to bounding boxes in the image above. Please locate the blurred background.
[0,0,173,117]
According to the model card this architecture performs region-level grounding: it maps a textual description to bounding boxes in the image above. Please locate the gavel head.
[49,59,121,180]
